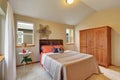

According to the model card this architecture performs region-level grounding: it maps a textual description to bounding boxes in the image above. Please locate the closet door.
[94,27,108,66]
[80,30,87,53]
[86,29,94,55]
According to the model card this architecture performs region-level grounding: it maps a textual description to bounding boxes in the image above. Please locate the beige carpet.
[17,63,120,80]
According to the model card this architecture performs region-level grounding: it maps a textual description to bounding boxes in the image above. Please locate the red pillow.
[42,46,54,53]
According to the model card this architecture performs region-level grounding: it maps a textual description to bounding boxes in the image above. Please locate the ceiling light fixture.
[66,0,74,4]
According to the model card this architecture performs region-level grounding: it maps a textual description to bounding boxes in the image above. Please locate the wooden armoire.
[80,26,111,67]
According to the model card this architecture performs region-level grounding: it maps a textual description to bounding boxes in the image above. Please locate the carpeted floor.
[17,63,120,80]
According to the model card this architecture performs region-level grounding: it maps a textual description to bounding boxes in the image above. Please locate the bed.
[39,39,100,80]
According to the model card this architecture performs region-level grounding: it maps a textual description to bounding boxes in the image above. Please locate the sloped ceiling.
[81,0,120,10]
[9,0,120,25]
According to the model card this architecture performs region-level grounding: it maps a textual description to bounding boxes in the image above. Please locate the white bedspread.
[42,50,100,80]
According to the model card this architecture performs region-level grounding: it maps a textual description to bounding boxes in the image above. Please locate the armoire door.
[94,27,108,66]
[80,30,87,53]
[86,29,94,55]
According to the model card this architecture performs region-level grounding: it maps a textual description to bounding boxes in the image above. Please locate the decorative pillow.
[52,47,58,53]
[42,46,53,53]
[54,45,64,49]
[57,47,64,53]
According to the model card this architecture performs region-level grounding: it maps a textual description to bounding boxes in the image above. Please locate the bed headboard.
[39,39,63,53]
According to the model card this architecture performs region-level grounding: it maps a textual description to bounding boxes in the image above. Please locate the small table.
[18,51,32,79]
[19,51,32,64]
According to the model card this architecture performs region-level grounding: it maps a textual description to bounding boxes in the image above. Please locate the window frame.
[16,21,35,47]
[66,28,74,44]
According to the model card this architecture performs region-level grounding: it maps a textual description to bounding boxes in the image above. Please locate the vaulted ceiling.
[9,0,120,25]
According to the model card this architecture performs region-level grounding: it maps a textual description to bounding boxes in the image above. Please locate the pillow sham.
[42,46,54,53]
[54,45,64,49]
[41,45,64,53]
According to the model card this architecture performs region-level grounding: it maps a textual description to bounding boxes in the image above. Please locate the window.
[17,31,23,44]
[17,21,34,45]
[66,28,74,44]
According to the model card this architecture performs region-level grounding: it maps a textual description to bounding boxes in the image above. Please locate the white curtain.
[4,2,16,80]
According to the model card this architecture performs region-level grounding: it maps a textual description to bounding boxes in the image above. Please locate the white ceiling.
[9,0,120,25]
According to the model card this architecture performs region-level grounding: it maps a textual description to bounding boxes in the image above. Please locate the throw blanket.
[43,50,100,80]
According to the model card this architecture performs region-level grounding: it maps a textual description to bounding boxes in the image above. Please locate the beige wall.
[0,0,7,15]
[0,0,6,53]
[0,15,5,54]
[14,14,75,65]
[0,15,2,80]
[75,8,120,66]
[0,0,6,78]
[0,15,1,53]
[0,14,6,80]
